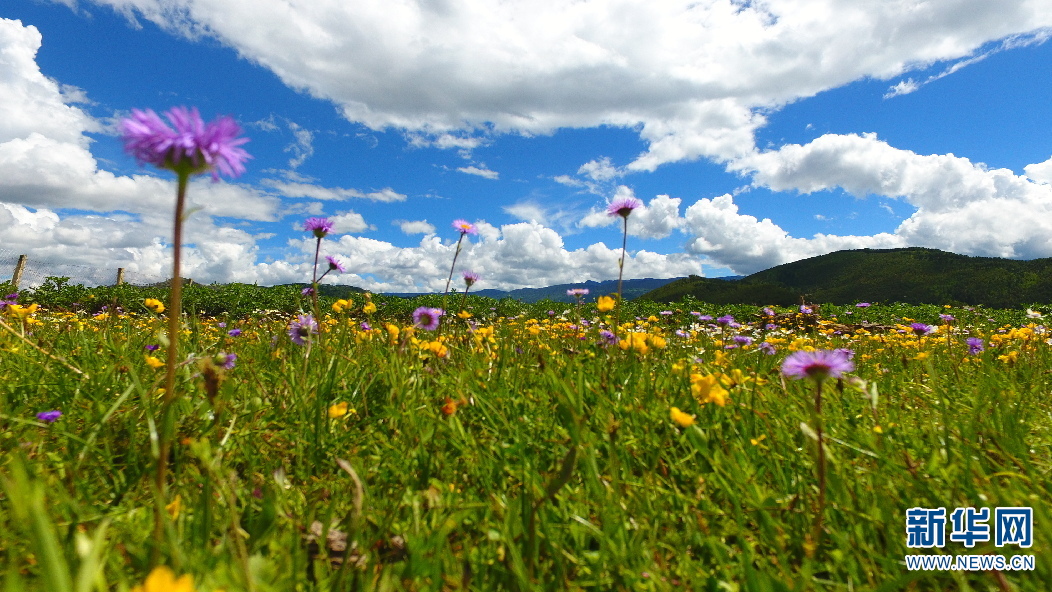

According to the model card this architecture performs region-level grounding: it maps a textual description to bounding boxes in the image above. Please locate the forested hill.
[640,248,1052,307]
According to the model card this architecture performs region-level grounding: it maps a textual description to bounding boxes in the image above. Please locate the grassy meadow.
[1,281,1051,591]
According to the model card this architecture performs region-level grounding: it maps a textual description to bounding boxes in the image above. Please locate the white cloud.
[680,193,905,274]
[261,179,407,202]
[456,164,499,180]
[578,157,620,181]
[553,174,585,187]
[674,133,1052,272]
[330,211,372,234]
[503,202,546,223]
[78,0,1052,169]
[284,121,314,169]
[395,219,436,235]
[1025,156,1052,184]
[314,220,703,292]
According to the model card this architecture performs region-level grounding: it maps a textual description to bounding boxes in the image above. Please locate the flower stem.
[615,216,628,329]
[442,234,466,312]
[311,238,322,336]
[155,170,189,561]
[811,378,826,555]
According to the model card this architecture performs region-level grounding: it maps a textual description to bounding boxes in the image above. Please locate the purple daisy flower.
[598,330,619,346]
[782,349,855,382]
[36,410,62,423]
[799,305,814,314]
[759,341,777,355]
[567,288,589,297]
[733,335,753,347]
[463,271,480,287]
[606,196,643,218]
[120,106,250,180]
[939,314,955,323]
[301,287,314,297]
[762,307,775,316]
[716,315,735,327]
[217,353,237,370]
[412,307,444,331]
[304,217,334,238]
[910,322,937,336]
[288,314,318,346]
[145,344,160,352]
[326,255,346,273]
[856,302,871,308]
[452,219,478,235]
[227,328,242,337]
[966,337,985,355]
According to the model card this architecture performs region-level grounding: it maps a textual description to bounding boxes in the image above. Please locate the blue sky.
[2,1,1052,292]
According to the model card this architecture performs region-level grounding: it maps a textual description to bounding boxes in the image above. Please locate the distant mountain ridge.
[384,277,688,303]
[640,248,1052,307]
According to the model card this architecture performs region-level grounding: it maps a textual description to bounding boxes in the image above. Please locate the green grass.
[1,283,1050,590]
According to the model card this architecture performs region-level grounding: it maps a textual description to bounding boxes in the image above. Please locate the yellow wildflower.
[143,298,165,314]
[145,356,165,369]
[166,495,182,520]
[618,332,650,354]
[362,302,377,314]
[328,402,349,419]
[670,407,696,428]
[457,311,473,319]
[131,566,194,592]
[691,373,730,407]
[648,335,667,349]
[597,296,616,312]
[332,298,352,313]
[6,303,39,318]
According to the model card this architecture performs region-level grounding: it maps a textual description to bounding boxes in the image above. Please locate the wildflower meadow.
[1,107,1051,591]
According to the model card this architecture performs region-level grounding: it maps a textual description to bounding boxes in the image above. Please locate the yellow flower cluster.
[690,373,729,407]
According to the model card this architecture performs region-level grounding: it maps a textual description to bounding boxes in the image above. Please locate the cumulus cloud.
[330,211,372,234]
[676,133,1052,273]
[395,219,436,235]
[310,220,703,293]
[578,157,621,181]
[76,0,1052,170]
[1025,156,1052,184]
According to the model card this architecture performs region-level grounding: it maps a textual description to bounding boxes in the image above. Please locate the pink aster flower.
[782,349,854,382]
[606,196,643,218]
[36,410,62,423]
[288,314,318,346]
[452,219,478,235]
[412,307,444,331]
[326,255,346,273]
[304,217,334,239]
[462,271,480,288]
[120,106,250,180]
[567,288,589,297]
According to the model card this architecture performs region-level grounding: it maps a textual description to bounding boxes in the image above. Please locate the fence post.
[116,268,125,286]
[11,254,26,290]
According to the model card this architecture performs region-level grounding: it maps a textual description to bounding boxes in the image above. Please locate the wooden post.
[11,254,26,290]
[116,267,125,286]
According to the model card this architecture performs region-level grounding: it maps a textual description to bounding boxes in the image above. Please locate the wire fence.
[0,248,168,289]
